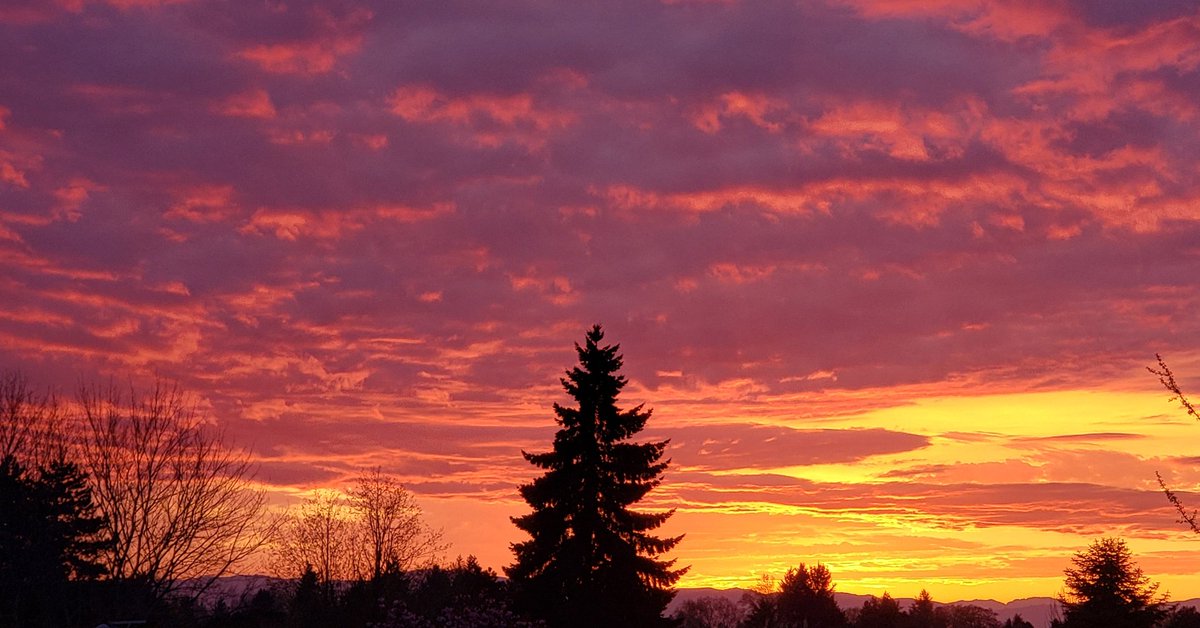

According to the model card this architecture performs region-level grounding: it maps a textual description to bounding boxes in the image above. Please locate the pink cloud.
[389,84,575,148]
[235,8,372,75]
[238,40,358,75]
[689,91,789,133]
[216,88,277,119]
[238,202,453,241]
[163,184,240,224]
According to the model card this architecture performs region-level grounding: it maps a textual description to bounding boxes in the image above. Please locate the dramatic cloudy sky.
[4,0,1200,601]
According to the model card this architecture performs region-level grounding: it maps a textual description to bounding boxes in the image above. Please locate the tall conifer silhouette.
[507,325,684,627]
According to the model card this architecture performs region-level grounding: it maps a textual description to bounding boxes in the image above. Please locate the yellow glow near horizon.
[415,386,1200,603]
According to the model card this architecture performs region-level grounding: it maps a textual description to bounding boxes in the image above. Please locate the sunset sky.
[3,0,1200,603]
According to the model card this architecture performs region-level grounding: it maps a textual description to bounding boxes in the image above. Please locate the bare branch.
[75,379,269,600]
[1148,353,1198,421]
[272,490,365,587]
[1151,355,1200,535]
[0,370,64,467]
[348,468,447,579]
[1157,472,1200,534]
[273,470,448,585]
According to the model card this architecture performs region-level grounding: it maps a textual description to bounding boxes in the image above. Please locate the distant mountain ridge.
[669,587,1065,627]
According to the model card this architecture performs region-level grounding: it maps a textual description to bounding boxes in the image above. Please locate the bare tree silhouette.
[347,468,445,579]
[76,380,269,599]
[0,371,65,467]
[273,490,364,589]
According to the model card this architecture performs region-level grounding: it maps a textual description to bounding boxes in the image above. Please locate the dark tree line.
[0,369,523,627]
[674,537,1194,628]
[684,563,1014,628]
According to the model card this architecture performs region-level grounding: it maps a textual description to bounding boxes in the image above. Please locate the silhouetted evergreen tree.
[36,459,109,579]
[1058,538,1166,628]
[775,563,847,627]
[507,325,685,627]
[906,590,942,628]
[857,593,905,628]
[0,455,108,627]
[289,564,325,628]
[742,587,779,628]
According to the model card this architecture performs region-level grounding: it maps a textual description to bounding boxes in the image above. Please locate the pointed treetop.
[576,324,620,367]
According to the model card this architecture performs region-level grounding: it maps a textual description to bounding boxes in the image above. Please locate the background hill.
[669,588,1064,627]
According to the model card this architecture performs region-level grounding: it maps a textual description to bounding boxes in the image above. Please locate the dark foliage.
[371,556,539,627]
[907,590,942,628]
[856,593,905,628]
[1002,614,1035,628]
[0,454,109,627]
[776,563,848,628]
[674,595,745,627]
[1058,538,1167,628]
[742,563,848,628]
[936,604,1000,628]
[289,564,327,628]
[1161,607,1200,628]
[507,325,685,627]
[743,590,777,628]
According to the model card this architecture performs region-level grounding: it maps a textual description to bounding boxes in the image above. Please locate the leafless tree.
[348,468,446,579]
[673,595,746,628]
[75,380,269,599]
[1149,354,1200,533]
[0,370,65,466]
[273,490,366,586]
[273,471,446,585]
